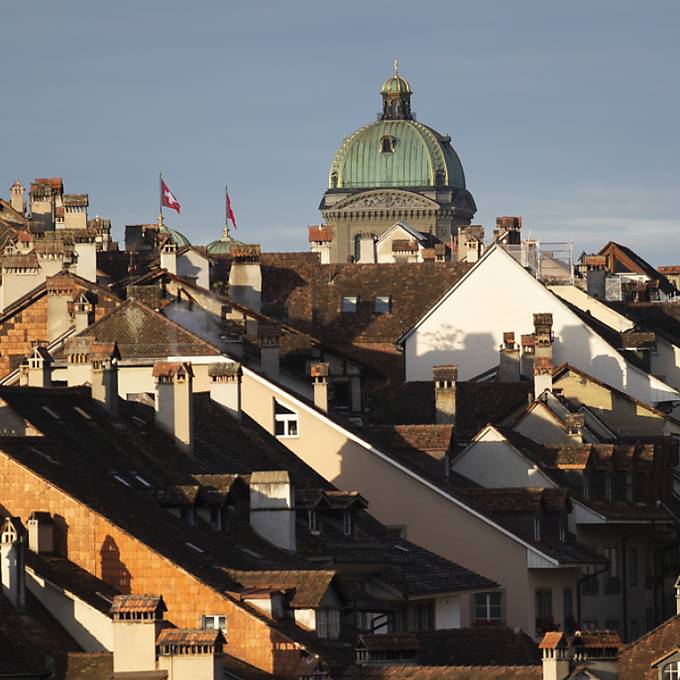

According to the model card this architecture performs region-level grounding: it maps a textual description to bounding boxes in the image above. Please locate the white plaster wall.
[294,608,316,631]
[451,429,554,488]
[0,271,44,311]
[513,407,571,446]
[549,285,634,332]
[434,595,461,629]
[403,247,679,406]
[75,242,97,283]
[26,567,113,651]
[178,250,209,291]
[650,341,680,392]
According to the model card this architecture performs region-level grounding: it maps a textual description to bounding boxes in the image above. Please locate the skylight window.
[374,296,391,314]
[131,416,146,428]
[341,296,358,313]
[186,542,204,553]
[41,406,60,419]
[74,407,92,420]
[133,474,152,488]
[113,474,131,487]
[238,546,263,559]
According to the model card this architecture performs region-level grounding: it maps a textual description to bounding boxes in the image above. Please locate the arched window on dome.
[330,172,338,188]
[380,135,396,154]
[435,170,444,186]
[663,662,680,680]
[390,100,399,117]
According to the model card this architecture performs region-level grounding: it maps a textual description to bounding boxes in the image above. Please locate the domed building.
[319,65,476,263]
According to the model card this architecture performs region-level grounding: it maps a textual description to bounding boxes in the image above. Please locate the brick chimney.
[160,238,177,275]
[433,365,457,425]
[565,413,585,444]
[153,361,194,454]
[249,471,296,551]
[208,362,242,421]
[258,321,281,382]
[310,362,330,413]
[533,313,553,396]
[27,512,54,555]
[26,346,52,387]
[90,342,119,414]
[1,517,26,610]
[499,332,520,382]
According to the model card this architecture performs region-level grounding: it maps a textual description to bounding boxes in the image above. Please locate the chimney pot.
[310,362,330,412]
[209,362,242,420]
[153,361,194,453]
[0,517,27,610]
[433,365,457,425]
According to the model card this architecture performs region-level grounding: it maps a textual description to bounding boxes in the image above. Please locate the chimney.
[521,334,535,379]
[157,628,225,680]
[0,517,26,610]
[27,512,54,555]
[229,244,262,312]
[258,321,281,382]
[160,238,177,275]
[358,233,376,263]
[533,313,553,396]
[90,342,120,413]
[72,292,94,333]
[208,362,242,421]
[499,332,520,382]
[565,413,585,444]
[433,365,457,425]
[65,336,95,386]
[111,595,166,674]
[27,346,52,387]
[153,361,194,453]
[10,180,25,215]
[310,362,330,412]
[540,632,570,680]
[249,471,296,551]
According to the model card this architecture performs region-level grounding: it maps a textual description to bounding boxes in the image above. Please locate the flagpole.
[159,172,164,228]
[224,185,230,238]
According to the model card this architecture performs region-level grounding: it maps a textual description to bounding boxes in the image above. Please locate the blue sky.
[1,1,678,263]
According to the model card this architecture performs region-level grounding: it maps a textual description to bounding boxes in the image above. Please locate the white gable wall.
[403,247,679,406]
[177,250,209,290]
[451,427,554,488]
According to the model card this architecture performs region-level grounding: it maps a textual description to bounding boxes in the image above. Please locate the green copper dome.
[160,226,191,247]
[328,119,466,190]
[381,73,412,95]
[207,227,244,256]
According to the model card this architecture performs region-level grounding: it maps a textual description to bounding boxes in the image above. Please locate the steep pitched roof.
[618,614,680,680]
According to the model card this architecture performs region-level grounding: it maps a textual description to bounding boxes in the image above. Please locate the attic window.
[341,296,358,313]
[202,614,227,633]
[663,662,680,679]
[316,610,340,639]
[380,135,396,153]
[274,399,298,438]
[308,509,320,534]
[343,510,352,536]
[533,517,542,542]
[374,296,391,314]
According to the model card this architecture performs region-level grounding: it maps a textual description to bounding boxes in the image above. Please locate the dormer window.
[663,661,680,679]
[374,296,391,314]
[380,135,396,153]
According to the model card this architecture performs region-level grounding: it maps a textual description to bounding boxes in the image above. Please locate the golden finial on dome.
[394,58,398,77]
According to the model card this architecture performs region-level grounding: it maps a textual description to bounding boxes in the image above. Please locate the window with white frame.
[274,399,298,437]
[663,661,680,680]
[308,509,320,533]
[316,609,340,639]
[201,614,227,633]
[341,296,358,313]
[473,591,503,625]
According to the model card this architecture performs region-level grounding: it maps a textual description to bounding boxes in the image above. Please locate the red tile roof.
[110,594,165,614]
[619,615,680,680]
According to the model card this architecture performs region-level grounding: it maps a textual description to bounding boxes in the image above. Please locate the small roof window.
[341,296,358,313]
[374,296,391,314]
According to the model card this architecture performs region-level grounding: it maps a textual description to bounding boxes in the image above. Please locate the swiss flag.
[161,179,181,213]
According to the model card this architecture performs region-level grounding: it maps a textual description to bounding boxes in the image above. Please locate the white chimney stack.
[433,365,457,425]
[160,238,177,275]
[499,332,520,382]
[26,346,52,387]
[310,362,330,413]
[249,471,296,552]
[153,361,194,454]
[533,313,553,396]
[208,362,242,421]
[1,517,27,610]
[90,342,120,414]
[27,512,54,555]
[258,322,281,382]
